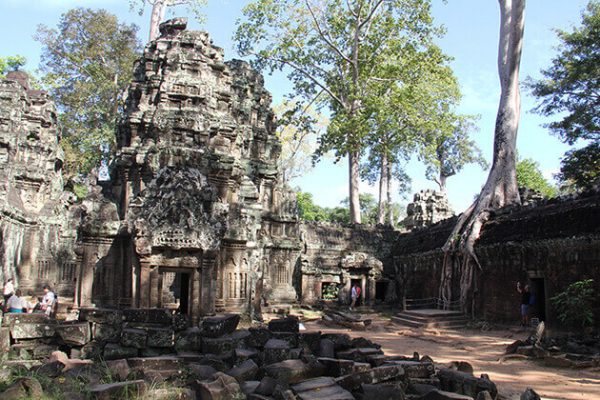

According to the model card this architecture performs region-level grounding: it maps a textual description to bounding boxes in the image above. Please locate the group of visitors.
[516,281,535,326]
[2,278,57,317]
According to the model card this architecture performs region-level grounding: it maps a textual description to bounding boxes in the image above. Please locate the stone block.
[264,359,325,384]
[121,328,147,349]
[248,327,272,348]
[200,314,240,338]
[264,338,291,364]
[0,327,10,353]
[33,344,59,359]
[188,363,218,380]
[268,316,299,333]
[357,383,405,400]
[385,360,435,379]
[128,356,182,372]
[420,389,473,400]
[319,339,335,358]
[105,359,131,381]
[196,372,244,400]
[79,308,123,325]
[228,359,260,382]
[335,365,405,391]
[123,308,172,324]
[172,314,189,331]
[3,313,50,326]
[175,327,203,351]
[147,327,175,348]
[437,369,497,399]
[92,323,122,342]
[103,343,138,360]
[81,340,104,359]
[0,377,44,400]
[236,347,259,362]
[241,381,261,395]
[55,322,91,346]
[255,376,278,396]
[10,322,55,339]
[89,380,146,400]
[321,333,352,350]
[316,358,354,377]
[146,388,195,400]
[299,331,321,354]
[139,347,173,357]
[202,330,250,354]
[291,376,354,400]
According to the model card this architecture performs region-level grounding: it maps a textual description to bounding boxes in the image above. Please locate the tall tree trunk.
[348,150,361,224]
[439,174,447,193]
[440,0,525,313]
[377,153,389,225]
[149,1,167,41]
[386,161,393,226]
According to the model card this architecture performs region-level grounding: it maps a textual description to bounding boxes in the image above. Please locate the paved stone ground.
[303,313,600,400]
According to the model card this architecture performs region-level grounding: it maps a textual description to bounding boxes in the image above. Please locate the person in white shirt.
[6,289,28,313]
[3,278,15,312]
[41,286,56,317]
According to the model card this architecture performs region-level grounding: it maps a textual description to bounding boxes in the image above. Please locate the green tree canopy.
[516,158,557,198]
[0,55,26,78]
[235,0,442,224]
[527,1,600,190]
[35,8,142,179]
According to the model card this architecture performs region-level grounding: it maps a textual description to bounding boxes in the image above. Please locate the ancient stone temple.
[0,71,79,298]
[402,189,454,230]
[75,19,301,323]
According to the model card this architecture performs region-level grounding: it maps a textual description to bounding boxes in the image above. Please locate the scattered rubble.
[0,309,544,399]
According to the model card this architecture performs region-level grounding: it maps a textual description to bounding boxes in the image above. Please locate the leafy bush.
[550,279,595,328]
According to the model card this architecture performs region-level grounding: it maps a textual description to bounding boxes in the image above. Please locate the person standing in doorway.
[350,283,361,311]
[41,285,56,317]
[517,282,531,326]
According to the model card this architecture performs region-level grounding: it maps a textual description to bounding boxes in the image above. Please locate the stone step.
[392,311,469,329]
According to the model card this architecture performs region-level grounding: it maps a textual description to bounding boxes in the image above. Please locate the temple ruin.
[0,19,599,329]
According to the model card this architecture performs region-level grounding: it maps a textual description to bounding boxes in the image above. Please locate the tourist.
[3,278,15,302]
[349,283,361,311]
[41,285,56,317]
[26,291,41,313]
[516,282,531,326]
[6,289,28,313]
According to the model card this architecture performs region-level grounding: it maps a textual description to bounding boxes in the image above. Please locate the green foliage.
[557,143,600,190]
[0,55,26,77]
[421,114,488,191]
[35,8,142,179]
[527,1,600,190]
[516,158,558,197]
[236,0,444,222]
[322,283,339,300]
[550,279,595,329]
[296,191,331,222]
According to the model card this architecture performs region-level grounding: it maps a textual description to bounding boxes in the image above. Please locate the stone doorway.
[351,278,363,306]
[529,278,546,322]
[375,281,388,302]
[159,269,191,315]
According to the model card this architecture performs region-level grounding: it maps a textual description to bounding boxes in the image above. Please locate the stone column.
[361,275,367,307]
[367,277,376,306]
[139,260,151,308]
[149,265,159,307]
[201,253,217,317]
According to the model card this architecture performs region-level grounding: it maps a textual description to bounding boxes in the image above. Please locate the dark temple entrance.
[529,278,546,322]
[160,270,191,315]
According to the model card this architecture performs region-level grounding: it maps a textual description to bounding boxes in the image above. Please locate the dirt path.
[303,315,600,400]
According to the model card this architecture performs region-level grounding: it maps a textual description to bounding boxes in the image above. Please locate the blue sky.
[0,0,591,213]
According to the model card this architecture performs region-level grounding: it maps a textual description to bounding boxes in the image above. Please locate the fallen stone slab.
[0,327,10,353]
[319,339,335,358]
[420,389,474,400]
[55,322,91,346]
[335,365,405,391]
[356,383,405,400]
[103,343,138,360]
[3,313,51,325]
[227,359,259,382]
[268,316,300,333]
[264,359,326,384]
[437,369,497,399]
[89,380,146,400]
[0,377,44,400]
[291,377,354,400]
[146,387,195,400]
[317,358,354,377]
[299,331,322,353]
[147,327,175,348]
[200,314,240,338]
[10,321,56,339]
[384,360,435,379]
[236,347,259,362]
[188,363,218,380]
[241,380,261,395]
[255,376,278,396]
[78,308,123,325]
[123,308,173,324]
[248,327,272,348]
[105,359,131,381]
[543,355,574,368]
[175,327,203,351]
[196,371,244,400]
[202,330,250,354]
[321,333,352,350]
[127,356,183,371]
[264,338,291,364]
[92,322,122,342]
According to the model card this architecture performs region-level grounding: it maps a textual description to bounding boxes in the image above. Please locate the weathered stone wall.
[391,193,600,326]
[0,71,79,302]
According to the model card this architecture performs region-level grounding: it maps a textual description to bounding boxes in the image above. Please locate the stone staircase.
[392,309,469,329]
